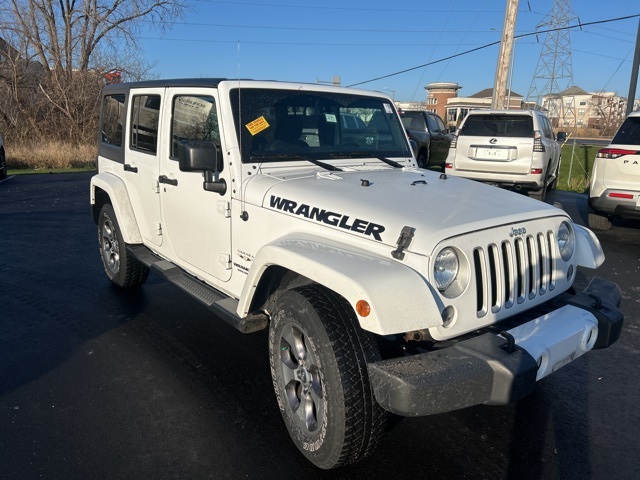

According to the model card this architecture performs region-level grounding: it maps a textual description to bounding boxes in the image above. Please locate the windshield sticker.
[246,116,270,136]
[384,103,393,114]
[325,113,337,123]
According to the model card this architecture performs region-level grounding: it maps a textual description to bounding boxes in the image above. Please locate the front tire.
[268,285,388,469]
[98,204,149,287]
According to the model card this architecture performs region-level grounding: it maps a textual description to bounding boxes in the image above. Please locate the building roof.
[558,85,590,96]
[469,87,523,99]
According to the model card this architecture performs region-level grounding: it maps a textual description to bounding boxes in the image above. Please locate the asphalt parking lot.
[1,172,639,479]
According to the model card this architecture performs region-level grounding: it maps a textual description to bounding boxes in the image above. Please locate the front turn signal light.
[356,300,371,317]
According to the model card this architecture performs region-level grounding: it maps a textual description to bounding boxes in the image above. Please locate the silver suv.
[445,109,565,201]
[588,110,640,230]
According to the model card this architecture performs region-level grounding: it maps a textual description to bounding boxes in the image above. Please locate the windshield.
[460,114,533,137]
[230,88,411,163]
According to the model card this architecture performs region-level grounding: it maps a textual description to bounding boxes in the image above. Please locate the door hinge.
[218,253,231,270]
[157,223,163,236]
[155,180,160,194]
[217,201,231,218]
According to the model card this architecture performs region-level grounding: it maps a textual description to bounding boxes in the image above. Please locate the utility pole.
[626,19,640,116]
[492,0,519,109]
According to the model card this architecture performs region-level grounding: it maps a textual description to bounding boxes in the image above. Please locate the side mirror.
[556,131,567,142]
[449,126,457,133]
[178,140,227,195]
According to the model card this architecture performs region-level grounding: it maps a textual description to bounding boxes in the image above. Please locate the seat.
[268,115,308,150]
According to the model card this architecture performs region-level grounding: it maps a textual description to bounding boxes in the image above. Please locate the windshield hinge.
[391,226,415,260]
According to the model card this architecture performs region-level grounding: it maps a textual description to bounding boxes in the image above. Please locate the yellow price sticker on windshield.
[246,116,270,136]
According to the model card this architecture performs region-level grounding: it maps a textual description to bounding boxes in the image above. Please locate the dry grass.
[6,140,97,170]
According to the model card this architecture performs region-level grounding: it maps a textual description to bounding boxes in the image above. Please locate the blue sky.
[138,0,640,103]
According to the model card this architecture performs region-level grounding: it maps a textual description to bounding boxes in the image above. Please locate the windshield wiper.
[249,154,342,171]
[328,152,403,169]
[375,156,404,168]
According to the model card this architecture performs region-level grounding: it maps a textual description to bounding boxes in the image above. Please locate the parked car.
[445,109,566,201]
[399,110,452,171]
[0,133,6,179]
[588,110,640,230]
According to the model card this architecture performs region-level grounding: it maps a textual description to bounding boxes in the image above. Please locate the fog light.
[567,264,574,280]
[441,306,456,327]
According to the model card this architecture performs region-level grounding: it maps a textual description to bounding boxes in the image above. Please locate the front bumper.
[368,277,623,417]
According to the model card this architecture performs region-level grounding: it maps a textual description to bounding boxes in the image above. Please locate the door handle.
[158,175,178,186]
[124,164,138,173]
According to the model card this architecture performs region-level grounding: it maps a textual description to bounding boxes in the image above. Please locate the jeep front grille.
[473,231,556,317]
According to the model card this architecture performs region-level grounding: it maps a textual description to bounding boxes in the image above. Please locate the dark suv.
[400,110,452,171]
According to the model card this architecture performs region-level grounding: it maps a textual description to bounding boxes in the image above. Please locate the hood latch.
[391,226,415,260]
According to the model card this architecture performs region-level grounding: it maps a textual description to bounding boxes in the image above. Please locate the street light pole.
[626,19,640,116]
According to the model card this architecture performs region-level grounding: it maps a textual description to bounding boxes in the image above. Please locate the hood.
[246,166,566,255]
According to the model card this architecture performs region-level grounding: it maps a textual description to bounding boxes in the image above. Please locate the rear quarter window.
[101,94,126,147]
[460,115,533,137]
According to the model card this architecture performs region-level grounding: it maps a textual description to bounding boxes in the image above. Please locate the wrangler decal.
[269,195,385,241]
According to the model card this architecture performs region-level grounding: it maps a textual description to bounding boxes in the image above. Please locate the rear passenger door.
[540,115,560,175]
[158,88,232,283]
[122,88,165,247]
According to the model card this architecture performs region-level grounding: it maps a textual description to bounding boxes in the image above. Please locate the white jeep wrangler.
[90,79,623,469]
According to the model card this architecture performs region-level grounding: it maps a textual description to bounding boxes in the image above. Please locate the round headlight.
[434,248,459,291]
[557,221,575,261]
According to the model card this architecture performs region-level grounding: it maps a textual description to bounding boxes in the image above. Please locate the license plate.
[476,147,508,160]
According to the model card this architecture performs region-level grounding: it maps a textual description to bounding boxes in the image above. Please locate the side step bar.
[127,245,268,333]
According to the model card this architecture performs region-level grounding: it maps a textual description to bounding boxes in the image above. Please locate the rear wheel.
[528,182,547,202]
[587,203,612,230]
[550,158,561,190]
[268,285,388,469]
[98,204,149,287]
[529,162,550,202]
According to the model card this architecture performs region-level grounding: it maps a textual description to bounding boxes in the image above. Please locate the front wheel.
[98,204,149,287]
[268,285,388,469]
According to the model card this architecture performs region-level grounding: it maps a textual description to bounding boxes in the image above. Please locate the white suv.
[588,110,640,230]
[89,79,622,469]
[445,109,565,201]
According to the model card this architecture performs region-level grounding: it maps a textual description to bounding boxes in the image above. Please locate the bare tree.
[0,0,187,143]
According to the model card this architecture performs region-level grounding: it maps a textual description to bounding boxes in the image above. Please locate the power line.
[347,13,640,87]
[194,0,504,14]
[137,37,501,48]
[145,20,505,34]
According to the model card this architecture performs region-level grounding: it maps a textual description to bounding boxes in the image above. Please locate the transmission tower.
[525,0,578,126]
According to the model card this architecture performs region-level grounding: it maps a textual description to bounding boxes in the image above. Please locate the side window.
[426,114,439,133]
[130,94,161,154]
[542,116,553,138]
[101,94,126,146]
[170,95,220,161]
[435,115,446,133]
